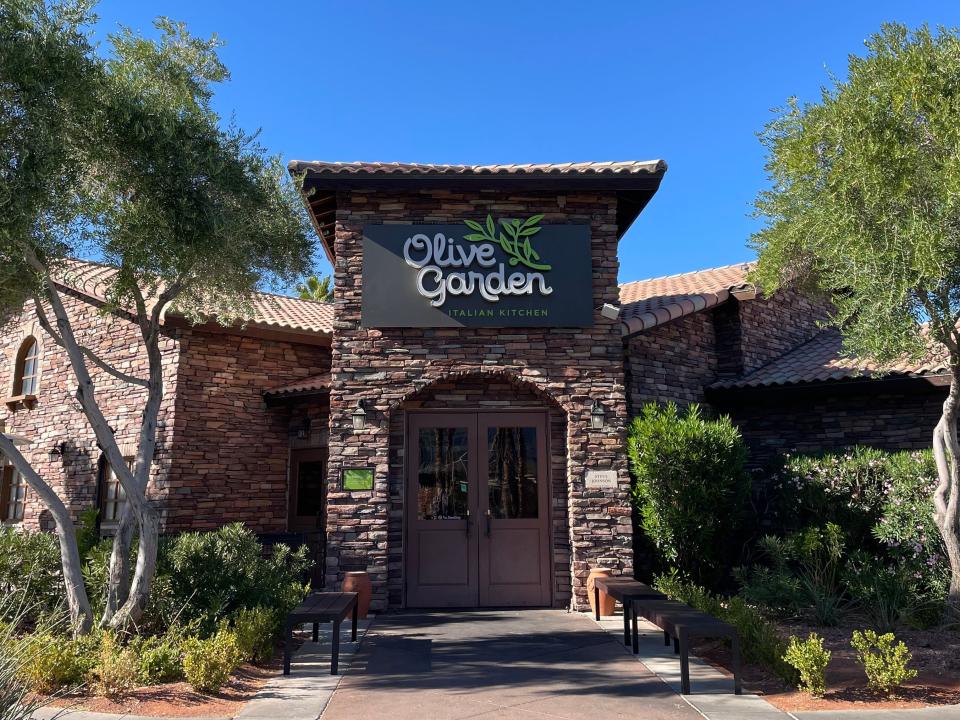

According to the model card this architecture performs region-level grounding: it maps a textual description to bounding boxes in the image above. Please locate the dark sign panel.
[361,216,593,328]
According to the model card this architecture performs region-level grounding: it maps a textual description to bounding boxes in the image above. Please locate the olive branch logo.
[463,214,551,271]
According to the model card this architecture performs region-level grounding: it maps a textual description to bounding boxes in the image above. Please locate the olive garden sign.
[361,215,592,327]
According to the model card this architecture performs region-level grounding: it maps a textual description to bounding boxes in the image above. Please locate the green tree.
[750,23,960,619]
[0,1,315,632]
[296,274,333,302]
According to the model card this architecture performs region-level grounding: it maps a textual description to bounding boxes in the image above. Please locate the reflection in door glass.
[417,428,469,520]
[296,460,325,517]
[488,427,538,519]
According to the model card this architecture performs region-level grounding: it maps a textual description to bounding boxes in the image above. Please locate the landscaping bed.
[695,622,960,712]
[43,662,275,718]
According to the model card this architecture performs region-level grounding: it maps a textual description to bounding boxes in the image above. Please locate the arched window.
[14,338,40,396]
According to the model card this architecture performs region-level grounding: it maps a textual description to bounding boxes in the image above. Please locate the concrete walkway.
[236,618,371,720]
[320,609,697,720]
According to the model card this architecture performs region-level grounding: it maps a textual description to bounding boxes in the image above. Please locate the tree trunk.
[932,370,960,622]
[109,502,159,632]
[0,435,93,634]
[100,504,134,627]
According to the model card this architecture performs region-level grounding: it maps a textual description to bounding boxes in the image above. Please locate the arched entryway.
[387,371,569,609]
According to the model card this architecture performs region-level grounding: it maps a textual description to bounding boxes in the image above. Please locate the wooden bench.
[592,576,668,654]
[632,595,742,695]
[283,591,359,675]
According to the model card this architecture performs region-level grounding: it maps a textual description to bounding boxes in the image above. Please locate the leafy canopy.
[0,0,316,325]
[751,23,960,365]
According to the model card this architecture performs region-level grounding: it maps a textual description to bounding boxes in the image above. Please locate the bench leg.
[312,622,319,643]
[622,602,630,645]
[283,618,293,676]
[631,604,639,655]
[594,585,600,621]
[331,620,341,675]
[732,634,742,695]
[664,629,671,646]
[673,635,680,654]
[351,602,358,641]
[679,628,691,695]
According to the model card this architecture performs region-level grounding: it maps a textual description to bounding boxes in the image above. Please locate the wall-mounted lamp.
[351,400,367,432]
[590,399,605,430]
[288,418,312,440]
[599,303,621,321]
[48,441,67,461]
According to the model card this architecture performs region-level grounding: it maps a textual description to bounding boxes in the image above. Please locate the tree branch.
[32,297,149,388]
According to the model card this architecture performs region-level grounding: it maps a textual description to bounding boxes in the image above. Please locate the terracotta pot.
[586,567,616,617]
[342,571,372,618]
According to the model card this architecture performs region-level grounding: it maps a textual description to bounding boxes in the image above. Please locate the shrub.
[0,599,58,718]
[85,632,138,699]
[774,448,947,622]
[850,629,917,696]
[132,632,183,685]
[182,628,242,693]
[233,606,278,664]
[628,403,751,587]
[654,573,798,685]
[17,631,96,693]
[158,523,311,635]
[0,529,63,624]
[783,633,831,697]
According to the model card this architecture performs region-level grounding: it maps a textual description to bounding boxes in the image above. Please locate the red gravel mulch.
[696,621,960,712]
[43,662,277,718]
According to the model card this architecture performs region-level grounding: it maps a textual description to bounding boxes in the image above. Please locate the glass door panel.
[487,426,539,520]
[417,427,469,520]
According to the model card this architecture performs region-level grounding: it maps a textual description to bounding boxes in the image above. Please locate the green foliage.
[16,631,96,693]
[0,528,63,624]
[751,23,960,368]
[784,633,831,697]
[0,598,58,718]
[654,572,799,685]
[296,275,333,302]
[75,507,100,559]
[131,631,183,685]
[85,632,138,699]
[233,606,279,665]
[627,403,751,586]
[850,630,918,695]
[758,448,948,626]
[182,628,242,693]
[158,523,311,635]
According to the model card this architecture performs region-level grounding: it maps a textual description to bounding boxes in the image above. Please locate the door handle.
[485,509,492,537]
[465,509,471,537]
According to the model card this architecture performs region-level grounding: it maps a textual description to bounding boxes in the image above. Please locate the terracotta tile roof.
[263,372,331,399]
[56,259,334,336]
[288,160,667,177]
[619,263,755,335]
[711,329,950,389]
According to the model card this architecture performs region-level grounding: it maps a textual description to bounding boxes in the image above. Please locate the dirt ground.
[699,621,960,712]
[45,662,276,718]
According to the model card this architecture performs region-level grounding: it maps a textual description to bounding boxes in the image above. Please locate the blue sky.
[93,1,959,287]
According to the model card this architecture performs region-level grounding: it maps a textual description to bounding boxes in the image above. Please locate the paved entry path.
[321,609,698,720]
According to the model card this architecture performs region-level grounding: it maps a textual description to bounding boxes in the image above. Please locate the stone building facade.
[0,160,947,614]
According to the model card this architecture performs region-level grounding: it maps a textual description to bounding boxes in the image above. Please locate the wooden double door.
[406,411,552,608]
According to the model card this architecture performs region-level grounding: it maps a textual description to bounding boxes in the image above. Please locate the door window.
[296,460,325,517]
[416,427,469,519]
[487,426,539,519]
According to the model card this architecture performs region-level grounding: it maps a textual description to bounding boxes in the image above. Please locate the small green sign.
[342,467,374,491]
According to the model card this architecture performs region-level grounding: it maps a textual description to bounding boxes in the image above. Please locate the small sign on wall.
[342,467,374,492]
[584,469,618,490]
